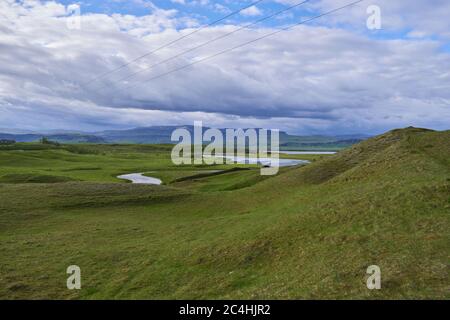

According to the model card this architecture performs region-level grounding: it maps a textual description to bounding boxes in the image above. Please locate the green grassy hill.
[0,127,448,299]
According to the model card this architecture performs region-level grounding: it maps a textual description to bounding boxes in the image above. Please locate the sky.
[0,0,449,135]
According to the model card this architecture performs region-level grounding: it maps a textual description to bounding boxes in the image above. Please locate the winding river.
[279,151,336,155]
[218,155,309,167]
[117,173,162,185]
[117,151,335,185]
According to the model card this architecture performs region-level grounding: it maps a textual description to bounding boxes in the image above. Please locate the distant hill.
[95,126,188,144]
[0,133,106,143]
[0,126,369,150]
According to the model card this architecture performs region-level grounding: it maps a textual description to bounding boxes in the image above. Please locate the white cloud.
[299,0,450,39]
[214,3,231,14]
[190,0,209,7]
[240,5,263,17]
[0,0,449,134]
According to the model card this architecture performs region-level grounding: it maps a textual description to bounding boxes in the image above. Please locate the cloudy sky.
[0,0,449,135]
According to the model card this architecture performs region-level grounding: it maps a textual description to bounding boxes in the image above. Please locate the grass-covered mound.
[0,127,448,299]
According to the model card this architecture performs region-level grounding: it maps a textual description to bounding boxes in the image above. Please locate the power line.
[101,0,309,88]
[85,0,266,85]
[119,0,365,92]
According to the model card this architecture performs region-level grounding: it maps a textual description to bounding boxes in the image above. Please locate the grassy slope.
[0,128,448,299]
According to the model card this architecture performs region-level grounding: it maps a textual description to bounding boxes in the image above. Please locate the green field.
[0,127,449,299]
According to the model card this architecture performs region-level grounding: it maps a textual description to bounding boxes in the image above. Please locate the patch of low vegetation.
[0,139,16,145]
[170,167,249,183]
[0,173,76,183]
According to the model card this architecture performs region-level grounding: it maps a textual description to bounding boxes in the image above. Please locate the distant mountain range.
[0,126,371,150]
